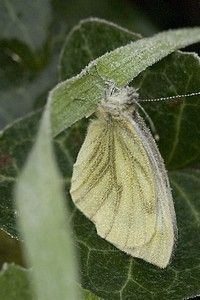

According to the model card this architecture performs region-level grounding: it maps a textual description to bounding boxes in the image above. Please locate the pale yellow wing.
[122,113,177,268]
[125,201,175,268]
[70,115,157,249]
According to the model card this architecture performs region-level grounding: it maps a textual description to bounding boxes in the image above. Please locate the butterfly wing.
[70,115,158,249]
[123,112,177,268]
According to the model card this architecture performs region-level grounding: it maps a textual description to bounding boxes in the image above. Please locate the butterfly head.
[97,86,139,120]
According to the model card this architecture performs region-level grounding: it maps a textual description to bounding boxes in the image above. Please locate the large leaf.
[1,112,200,299]
[1,21,200,299]
[59,18,141,80]
[133,51,200,169]
[1,88,200,300]
[15,107,80,300]
[59,20,200,169]
[1,19,139,238]
[1,52,200,238]
[74,170,200,300]
[51,27,200,136]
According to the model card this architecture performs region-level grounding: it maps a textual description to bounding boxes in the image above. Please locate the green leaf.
[59,19,200,169]
[3,43,200,235]
[0,263,33,300]
[73,170,200,300]
[51,27,200,136]
[1,114,200,299]
[59,18,141,80]
[15,108,80,300]
[1,21,200,300]
[133,51,200,169]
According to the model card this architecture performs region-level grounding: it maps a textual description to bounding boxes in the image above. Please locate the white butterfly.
[70,84,178,268]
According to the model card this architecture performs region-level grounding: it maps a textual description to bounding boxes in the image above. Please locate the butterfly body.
[70,87,177,268]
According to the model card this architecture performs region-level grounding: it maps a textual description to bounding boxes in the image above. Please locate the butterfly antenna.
[135,101,159,141]
[140,91,200,102]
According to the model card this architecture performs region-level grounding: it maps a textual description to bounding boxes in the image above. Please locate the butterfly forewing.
[124,112,176,268]
[71,115,157,248]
